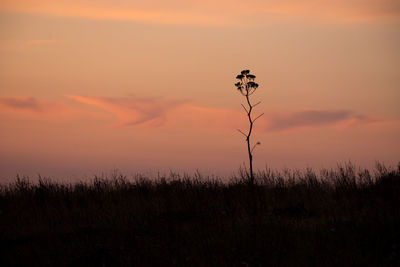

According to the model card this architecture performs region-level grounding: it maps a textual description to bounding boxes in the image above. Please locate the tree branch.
[241,104,248,113]
[253,113,264,123]
[248,88,257,96]
[251,142,260,153]
[237,129,247,138]
[252,101,261,108]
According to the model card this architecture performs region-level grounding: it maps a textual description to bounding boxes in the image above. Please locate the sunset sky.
[1,0,399,181]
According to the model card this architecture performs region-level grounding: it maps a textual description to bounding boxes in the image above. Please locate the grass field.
[1,163,399,266]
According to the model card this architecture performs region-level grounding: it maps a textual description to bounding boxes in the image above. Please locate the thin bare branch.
[249,87,258,95]
[241,104,248,113]
[252,101,261,108]
[253,113,264,123]
[237,129,247,138]
[251,144,258,153]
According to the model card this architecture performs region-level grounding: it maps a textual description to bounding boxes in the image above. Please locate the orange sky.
[0,0,399,181]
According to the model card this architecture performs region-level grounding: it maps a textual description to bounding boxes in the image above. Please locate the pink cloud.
[1,95,385,133]
[66,95,383,133]
[0,39,60,51]
[0,1,234,26]
[1,0,398,26]
[262,109,383,132]
[0,96,86,120]
[65,95,243,130]
[65,95,188,127]
[0,96,45,113]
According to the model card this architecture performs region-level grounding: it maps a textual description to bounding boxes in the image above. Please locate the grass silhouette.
[0,162,399,266]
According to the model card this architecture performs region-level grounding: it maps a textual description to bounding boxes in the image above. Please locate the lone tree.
[235,70,264,184]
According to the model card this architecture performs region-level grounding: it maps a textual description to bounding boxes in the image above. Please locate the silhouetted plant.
[235,70,264,184]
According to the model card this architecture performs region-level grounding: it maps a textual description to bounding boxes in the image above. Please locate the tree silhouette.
[235,70,264,184]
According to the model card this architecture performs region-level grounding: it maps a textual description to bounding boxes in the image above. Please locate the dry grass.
[0,162,399,266]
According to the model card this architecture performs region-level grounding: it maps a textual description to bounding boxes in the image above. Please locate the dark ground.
[0,163,399,266]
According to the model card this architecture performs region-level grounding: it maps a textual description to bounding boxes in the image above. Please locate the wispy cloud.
[66,95,383,132]
[0,1,234,26]
[263,109,382,132]
[220,0,400,23]
[0,96,47,113]
[1,0,398,26]
[66,95,243,130]
[0,39,60,51]
[0,96,80,120]
[1,95,384,132]
[65,95,188,127]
